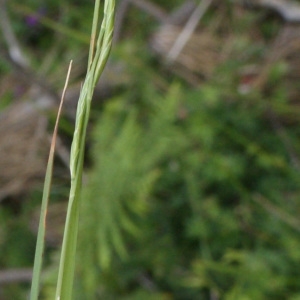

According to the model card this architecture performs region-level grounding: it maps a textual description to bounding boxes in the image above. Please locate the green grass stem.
[55,1,115,299]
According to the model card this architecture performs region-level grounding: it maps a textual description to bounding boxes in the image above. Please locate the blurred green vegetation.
[1,0,300,299]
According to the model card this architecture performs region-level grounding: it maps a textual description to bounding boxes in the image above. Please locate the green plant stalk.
[55,1,115,299]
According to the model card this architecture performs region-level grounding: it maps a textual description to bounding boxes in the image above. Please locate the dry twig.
[167,0,213,61]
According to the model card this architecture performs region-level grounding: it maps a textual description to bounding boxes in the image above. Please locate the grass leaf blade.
[30,61,72,300]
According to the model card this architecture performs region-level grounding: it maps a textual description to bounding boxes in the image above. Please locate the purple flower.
[24,7,46,27]
[25,15,40,27]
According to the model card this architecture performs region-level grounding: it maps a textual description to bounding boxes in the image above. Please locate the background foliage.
[1,0,300,299]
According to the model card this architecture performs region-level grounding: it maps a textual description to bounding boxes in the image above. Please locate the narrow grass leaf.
[30,61,73,300]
